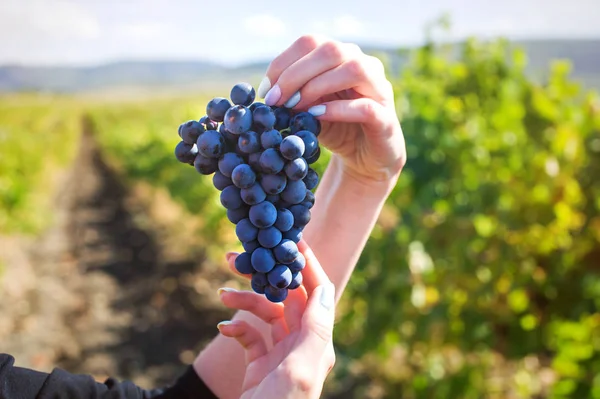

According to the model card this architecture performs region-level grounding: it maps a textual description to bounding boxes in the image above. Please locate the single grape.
[251,272,268,294]
[289,204,311,228]
[265,286,288,302]
[206,97,232,122]
[267,265,292,289]
[213,171,233,191]
[200,116,219,131]
[238,130,261,154]
[230,82,256,106]
[179,120,205,144]
[197,130,225,158]
[284,158,308,181]
[301,190,315,209]
[258,226,283,249]
[175,141,198,164]
[273,239,299,264]
[251,247,276,273]
[305,146,321,164]
[220,185,243,210]
[219,123,238,145]
[282,227,302,243]
[279,135,305,160]
[224,105,253,134]
[236,218,258,242]
[266,194,280,204]
[226,205,249,224]
[242,240,261,253]
[249,102,265,112]
[277,199,292,209]
[218,152,244,177]
[194,154,218,174]
[295,130,318,158]
[259,148,285,174]
[248,151,262,172]
[280,179,306,204]
[304,168,319,190]
[261,129,283,149]
[288,271,303,290]
[288,252,306,273]
[241,183,267,205]
[290,111,321,136]
[231,164,256,189]
[274,208,294,232]
[273,107,292,131]
[260,173,287,195]
[234,252,254,275]
[249,201,277,228]
[252,105,276,131]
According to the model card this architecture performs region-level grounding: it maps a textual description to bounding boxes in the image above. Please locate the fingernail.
[284,91,301,108]
[225,251,239,261]
[319,283,335,310]
[257,76,271,98]
[264,84,281,106]
[217,320,233,331]
[217,287,237,296]
[307,104,326,117]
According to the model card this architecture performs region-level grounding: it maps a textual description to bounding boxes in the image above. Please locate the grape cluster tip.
[174,82,321,303]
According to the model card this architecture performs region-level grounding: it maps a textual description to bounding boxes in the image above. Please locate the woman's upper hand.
[257,35,406,185]
[217,241,336,399]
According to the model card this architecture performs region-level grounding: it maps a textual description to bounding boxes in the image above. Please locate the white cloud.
[117,22,167,39]
[309,14,367,40]
[244,14,287,37]
[0,0,101,39]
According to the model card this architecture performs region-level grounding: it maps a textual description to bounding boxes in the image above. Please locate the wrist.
[329,155,399,199]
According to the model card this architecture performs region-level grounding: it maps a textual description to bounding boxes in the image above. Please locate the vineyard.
[1,35,599,398]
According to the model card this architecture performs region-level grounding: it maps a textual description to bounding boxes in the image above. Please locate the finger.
[283,284,308,332]
[219,288,289,343]
[217,320,268,364]
[267,41,361,108]
[293,56,392,110]
[307,97,393,131]
[297,239,332,295]
[226,252,252,280]
[297,283,336,354]
[259,35,326,98]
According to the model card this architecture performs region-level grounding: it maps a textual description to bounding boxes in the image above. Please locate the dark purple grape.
[261,129,283,149]
[258,226,283,249]
[249,201,277,228]
[179,120,205,144]
[241,183,267,205]
[273,107,292,131]
[259,148,285,174]
[295,130,318,158]
[284,158,308,181]
[273,239,299,264]
[253,105,276,131]
[260,173,287,195]
[224,105,253,134]
[289,204,311,228]
[288,253,306,273]
[220,185,243,210]
[282,227,302,243]
[290,112,321,136]
[175,141,199,165]
[288,271,303,290]
[280,136,305,160]
[231,164,256,189]
[235,252,254,275]
[200,116,219,130]
[305,146,321,164]
[206,97,232,122]
[227,205,249,224]
[251,247,276,273]
[194,153,218,174]
[218,152,244,177]
[230,82,256,106]
[236,218,258,242]
[264,286,288,302]
[267,265,292,289]
[243,240,261,253]
[213,171,233,191]
[238,130,261,154]
[274,208,294,232]
[304,168,319,190]
[197,130,225,158]
[251,272,268,294]
[281,179,306,204]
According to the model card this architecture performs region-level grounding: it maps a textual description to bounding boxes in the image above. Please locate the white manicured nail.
[284,91,301,108]
[257,76,271,98]
[307,104,326,117]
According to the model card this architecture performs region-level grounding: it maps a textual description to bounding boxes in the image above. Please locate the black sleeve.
[0,353,219,399]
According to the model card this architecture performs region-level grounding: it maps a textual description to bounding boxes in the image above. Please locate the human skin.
[193,34,407,398]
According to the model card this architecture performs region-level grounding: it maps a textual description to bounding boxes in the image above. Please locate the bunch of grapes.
[173,82,321,303]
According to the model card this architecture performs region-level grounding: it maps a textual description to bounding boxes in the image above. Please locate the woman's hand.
[257,35,406,185]
[216,241,336,399]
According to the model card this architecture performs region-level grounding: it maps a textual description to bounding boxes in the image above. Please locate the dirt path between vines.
[0,117,232,389]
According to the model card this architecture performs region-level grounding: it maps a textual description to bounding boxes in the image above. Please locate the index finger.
[257,35,326,98]
[297,239,331,295]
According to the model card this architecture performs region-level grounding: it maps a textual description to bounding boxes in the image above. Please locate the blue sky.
[1,0,598,66]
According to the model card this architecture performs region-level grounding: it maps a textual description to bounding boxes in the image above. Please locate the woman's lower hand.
[217,241,336,399]
[258,35,406,185]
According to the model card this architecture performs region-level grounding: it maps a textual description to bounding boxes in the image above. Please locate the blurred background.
[1,0,599,398]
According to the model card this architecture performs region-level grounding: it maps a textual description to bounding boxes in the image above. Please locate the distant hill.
[0,39,598,93]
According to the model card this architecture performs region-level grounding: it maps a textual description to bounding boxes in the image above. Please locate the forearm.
[194,155,398,398]
[302,154,397,300]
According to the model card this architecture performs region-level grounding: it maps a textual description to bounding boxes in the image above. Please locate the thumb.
[297,282,336,352]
